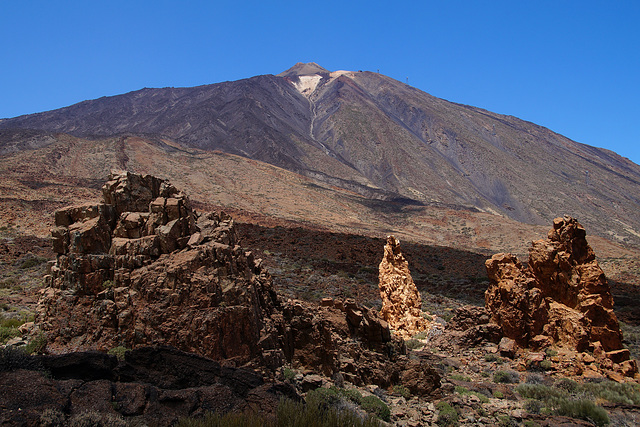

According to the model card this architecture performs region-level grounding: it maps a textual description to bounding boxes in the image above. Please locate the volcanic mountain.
[1,62,640,247]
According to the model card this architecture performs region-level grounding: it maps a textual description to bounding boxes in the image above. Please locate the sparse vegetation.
[405,338,423,350]
[24,332,47,354]
[101,280,115,289]
[107,346,129,361]
[516,382,613,426]
[391,384,411,400]
[450,373,471,382]
[19,255,47,269]
[283,366,296,382]
[484,353,502,363]
[493,370,520,384]
[436,401,459,426]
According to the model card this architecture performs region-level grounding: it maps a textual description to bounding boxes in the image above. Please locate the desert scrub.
[283,366,296,382]
[493,369,520,383]
[360,395,390,422]
[556,399,609,426]
[580,380,640,405]
[391,384,411,399]
[0,316,23,344]
[107,346,129,361]
[436,401,459,426]
[454,386,489,403]
[19,255,47,269]
[484,353,502,363]
[24,332,47,354]
[405,338,423,350]
[279,390,381,427]
[449,373,471,382]
[515,383,610,426]
[101,280,115,289]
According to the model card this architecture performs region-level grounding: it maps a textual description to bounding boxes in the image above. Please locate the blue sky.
[2,1,639,164]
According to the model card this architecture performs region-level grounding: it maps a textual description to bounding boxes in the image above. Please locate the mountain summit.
[277,62,330,77]
[1,64,639,245]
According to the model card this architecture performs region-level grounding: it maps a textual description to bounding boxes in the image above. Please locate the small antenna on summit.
[406,77,409,84]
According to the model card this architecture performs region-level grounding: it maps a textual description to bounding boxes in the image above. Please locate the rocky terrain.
[2,173,640,426]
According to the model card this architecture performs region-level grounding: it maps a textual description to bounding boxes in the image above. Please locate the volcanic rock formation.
[39,171,286,369]
[34,172,440,393]
[378,235,433,339]
[485,216,637,377]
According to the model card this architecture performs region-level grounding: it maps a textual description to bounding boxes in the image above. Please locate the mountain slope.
[1,63,639,245]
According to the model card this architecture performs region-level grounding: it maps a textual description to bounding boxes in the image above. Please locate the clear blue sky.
[2,1,639,164]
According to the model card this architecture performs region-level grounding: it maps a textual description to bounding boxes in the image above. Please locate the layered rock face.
[378,235,432,339]
[39,171,286,369]
[485,216,636,376]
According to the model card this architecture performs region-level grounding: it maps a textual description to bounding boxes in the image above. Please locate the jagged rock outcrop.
[35,172,440,393]
[378,235,433,339]
[485,216,637,377]
[39,171,286,370]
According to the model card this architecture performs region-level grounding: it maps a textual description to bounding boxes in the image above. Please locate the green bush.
[277,395,380,427]
[545,348,558,357]
[333,386,363,404]
[515,382,611,426]
[455,386,489,403]
[19,256,47,269]
[525,373,545,384]
[450,373,471,382]
[283,366,296,382]
[516,383,568,401]
[581,380,640,405]
[436,401,459,426]
[484,353,502,363]
[493,370,520,384]
[24,332,47,355]
[524,399,544,414]
[102,280,115,289]
[498,415,518,427]
[554,378,578,392]
[0,325,21,344]
[360,395,390,421]
[107,346,129,362]
[555,399,609,426]
[391,384,411,400]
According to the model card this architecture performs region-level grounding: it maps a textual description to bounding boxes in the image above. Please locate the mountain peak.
[277,62,329,77]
